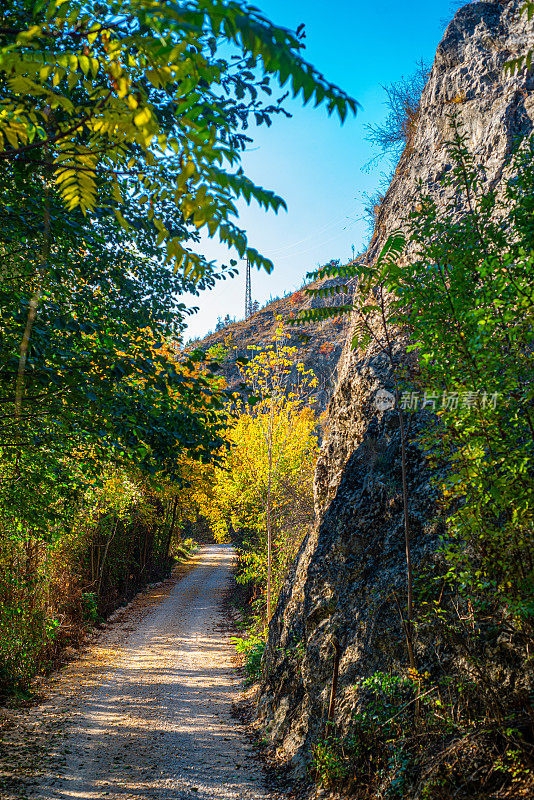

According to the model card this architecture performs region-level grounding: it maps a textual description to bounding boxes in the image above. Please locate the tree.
[0,0,357,451]
[242,327,318,622]
[385,120,534,613]
[203,327,319,624]
[0,0,358,693]
[0,0,357,276]
[0,173,228,488]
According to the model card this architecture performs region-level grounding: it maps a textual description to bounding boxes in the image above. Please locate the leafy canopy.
[0,0,358,279]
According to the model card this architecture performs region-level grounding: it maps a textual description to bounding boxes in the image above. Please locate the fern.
[505,2,533,75]
[290,233,406,329]
[289,304,352,326]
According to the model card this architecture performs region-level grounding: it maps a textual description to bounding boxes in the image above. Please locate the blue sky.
[184,0,464,340]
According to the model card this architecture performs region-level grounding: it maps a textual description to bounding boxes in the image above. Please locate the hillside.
[192,274,356,408]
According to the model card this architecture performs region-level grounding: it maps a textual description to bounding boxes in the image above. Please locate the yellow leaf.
[112,180,123,204]
[134,107,152,127]
[114,208,130,230]
[52,69,64,87]
[39,65,53,81]
[79,55,90,75]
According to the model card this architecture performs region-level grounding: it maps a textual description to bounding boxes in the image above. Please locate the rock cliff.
[256,0,534,791]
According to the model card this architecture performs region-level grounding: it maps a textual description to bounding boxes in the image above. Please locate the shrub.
[362,188,387,233]
[311,671,418,792]
[366,60,430,165]
[232,632,266,679]
[312,734,352,787]
[0,537,61,695]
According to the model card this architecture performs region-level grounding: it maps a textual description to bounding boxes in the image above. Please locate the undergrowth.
[311,662,534,799]
[0,532,198,700]
[232,631,266,680]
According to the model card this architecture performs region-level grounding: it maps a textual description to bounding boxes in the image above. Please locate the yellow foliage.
[188,326,320,617]
[205,402,318,545]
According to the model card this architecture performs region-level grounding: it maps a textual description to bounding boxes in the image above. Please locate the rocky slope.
[256,0,534,793]
[193,275,355,409]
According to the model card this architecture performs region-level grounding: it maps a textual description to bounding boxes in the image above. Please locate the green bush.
[311,671,419,795]
[232,631,266,679]
[81,592,99,623]
[312,734,352,787]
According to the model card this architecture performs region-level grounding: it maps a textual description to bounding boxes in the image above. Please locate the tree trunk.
[97,517,119,599]
[327,637,341,729]
[266,398,274,624]
[396,396,416,673]
[164,496,180,560]
[15,156,51,422]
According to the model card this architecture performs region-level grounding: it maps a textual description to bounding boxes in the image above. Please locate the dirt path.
[10,545,288,800]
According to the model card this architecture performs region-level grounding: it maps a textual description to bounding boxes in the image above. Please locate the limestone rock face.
[320,0,534,520]
[256,0,534,777]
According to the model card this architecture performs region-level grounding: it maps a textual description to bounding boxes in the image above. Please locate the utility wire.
[265,203,359,256]
[272,219,359,261]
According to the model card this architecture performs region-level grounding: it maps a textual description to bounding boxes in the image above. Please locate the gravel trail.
[27,545,283,800]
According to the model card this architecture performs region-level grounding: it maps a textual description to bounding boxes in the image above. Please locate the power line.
[273,223,358,261]
[265,203,359,256]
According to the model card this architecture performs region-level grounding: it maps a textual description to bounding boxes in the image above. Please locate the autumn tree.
[202,326,319,624]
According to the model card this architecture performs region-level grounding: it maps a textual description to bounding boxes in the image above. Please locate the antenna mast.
[244,257,252,318]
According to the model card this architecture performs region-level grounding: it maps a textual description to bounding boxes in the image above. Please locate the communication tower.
[244,257,252,318]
